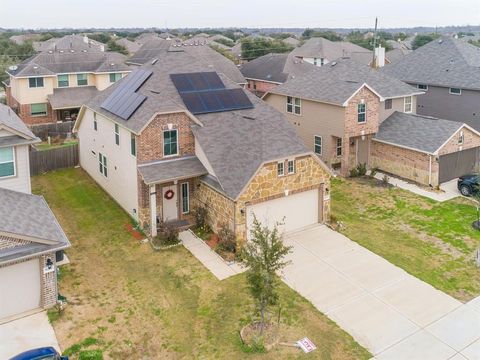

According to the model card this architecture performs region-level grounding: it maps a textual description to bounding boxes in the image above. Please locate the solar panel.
[179,88,253,115]
[101,69,153,120]
[170,72,225,92]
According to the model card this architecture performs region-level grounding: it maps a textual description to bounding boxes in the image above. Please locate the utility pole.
[371,17,378,68]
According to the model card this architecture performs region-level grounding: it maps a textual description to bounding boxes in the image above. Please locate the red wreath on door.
[164,189,175,200]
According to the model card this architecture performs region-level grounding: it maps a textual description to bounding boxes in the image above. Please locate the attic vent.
[331,61,337,66]
[48,50,53,54]
[70,50,75,53]
[242,116,255,120]
[150,90,160,94]
[346,80,358,83]
[438,39,443,44]
[82,49,87,52]
[151,58,158,65]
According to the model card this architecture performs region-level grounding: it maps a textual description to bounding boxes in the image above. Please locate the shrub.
[370,167,379,177]
[218,225,236,253]
[356,163,367,176]
[193,206,208,229]
[349,168,359,177]
[154,221,179,247]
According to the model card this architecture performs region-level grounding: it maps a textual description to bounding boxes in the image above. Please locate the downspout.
[233,200,237,240]
[428,155,432,186]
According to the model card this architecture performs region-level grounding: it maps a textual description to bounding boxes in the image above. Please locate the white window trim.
[417,84,428,90]
[109,73,122,83]
[336,138,343,157]
[286,96,301,116]
[0,146,16,179]
[404,96,413,113]
[163,129,179,157]
[30,103,48,117]
[114,124,120,146]
[99,153,108,178]
[458,131,464,145]
[277,161,285,177]
[76,73,88,86]
[357,103,366,123]
[314,135,322,155]
[181,182,190,214]
[93,113,98,131]
[57,74,69,87]
[449,88,462,95]
[130,133,136,157]
[287,159,296,174]
[28,77,44,88]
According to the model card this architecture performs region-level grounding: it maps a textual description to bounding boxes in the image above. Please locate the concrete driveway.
[0,311,60,359]
[281,225,480,359]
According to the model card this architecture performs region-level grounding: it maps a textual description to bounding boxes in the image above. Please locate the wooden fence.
[29,121,76,141]
[30,144,79,175]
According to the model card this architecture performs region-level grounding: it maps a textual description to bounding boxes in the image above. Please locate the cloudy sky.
[3,0,479,29]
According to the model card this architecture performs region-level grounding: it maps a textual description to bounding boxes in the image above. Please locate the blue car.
[10,347,67,360]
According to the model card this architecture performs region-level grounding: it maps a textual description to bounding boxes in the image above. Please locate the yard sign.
[297,337,317,353]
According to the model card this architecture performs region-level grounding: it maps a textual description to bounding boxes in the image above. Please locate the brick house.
[74,46,331,244]
[3,35,130,125]
[0,103,70,323]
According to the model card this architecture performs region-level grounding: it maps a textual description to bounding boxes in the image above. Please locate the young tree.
[241,216,292,335]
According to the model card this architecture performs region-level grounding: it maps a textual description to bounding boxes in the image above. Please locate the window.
[287,159,295,174]
[0,147,15,177]
[384,99,392,110]
[253,83,257,90]
[314,135,322,155]
[277,161,284,176]
[57,74,69,87]
[93,113,97,131]
[131,133,136,156]
[459,131,464,145]
[77,73,88,86]
[357,103,366,123]
[449,87,462,95]
[404,96,412,113]
[30,103,47,116]
[114,123,120,145]
[313,58,318,66]
[336,138,343,156]
[98,153,107,177]
[417,84,428,90]
[28,77,44,88]
[163,129,178,156]
[109,73,122,83]
[286,97,301,115]
[181,182,189,213]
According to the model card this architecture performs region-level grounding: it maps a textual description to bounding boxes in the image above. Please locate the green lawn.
[32,168,370,360]
[332,177,480,301]
[35,140,78,151]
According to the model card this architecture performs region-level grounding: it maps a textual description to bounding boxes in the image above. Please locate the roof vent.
[59,50,64,53]
[33,66,38,69]
[331,61,337,66]
[242,115,255,120]
[48,50,53,54]
[110,62,115,66]
[82,49,87,52]
[151,58,158,65]
[8,65,18,71]
[70,49,75,53]
[438,39,443,44]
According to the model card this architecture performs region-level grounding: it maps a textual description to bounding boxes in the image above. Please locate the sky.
[2,0,480,29]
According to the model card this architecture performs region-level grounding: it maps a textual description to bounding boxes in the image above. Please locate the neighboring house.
[4,46,131,125]
[240,53,317,96]
[385,48,412,63]
[128,40,246,86]
[33,34,106,53]
[283,37,300,47]
[382,36,480,130]
[114,37,141,55]
[74,50,331,245]
[10,34,40,45]
[0,103,70,322]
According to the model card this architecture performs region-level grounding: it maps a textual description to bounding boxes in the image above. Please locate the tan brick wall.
[17,103,56,125]
[40,253,57,308]
[137,112,195,162]
[246,80,278,96]
[0,236,32,250]
[439,127,480,155]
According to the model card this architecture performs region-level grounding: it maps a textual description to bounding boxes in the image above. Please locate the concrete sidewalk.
[281,225,480,359]
[179,230,245,280]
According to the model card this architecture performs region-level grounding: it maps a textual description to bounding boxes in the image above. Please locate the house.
[0,103,70,322]
[9,33,40,45]
[382,36,480,130]
[385,48,412,63]
[240,53,317,96]
[290,37,375,67]
[74,47,331,244]
[33,34,106,53]
[114,37,141,55]
[4,44,131,125]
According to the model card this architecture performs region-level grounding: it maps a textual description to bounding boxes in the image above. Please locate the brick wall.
[137,112,196,162]
[0,236,32,250]
[40,253,57,308]
[6,85,56,125]
[245,80,278,96]
[439,127,480,155]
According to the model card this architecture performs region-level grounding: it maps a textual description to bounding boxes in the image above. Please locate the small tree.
[241,216,292,335]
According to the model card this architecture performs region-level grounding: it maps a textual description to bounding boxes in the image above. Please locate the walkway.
[179,230,245,280]
[281,225,480,359]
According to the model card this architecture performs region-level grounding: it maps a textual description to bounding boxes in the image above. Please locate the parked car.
[10,347,67,360]
[457,174,479,196]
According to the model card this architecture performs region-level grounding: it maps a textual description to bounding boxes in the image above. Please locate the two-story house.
[4,42,131,125]
[382,36,480,130]
[263,58,480,186]
[74,46,331,244]
[0,103,70,322]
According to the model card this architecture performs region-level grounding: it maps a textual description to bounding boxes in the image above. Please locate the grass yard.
[32,168,370,360]
[332,177,480,301]
[35,140,78,151]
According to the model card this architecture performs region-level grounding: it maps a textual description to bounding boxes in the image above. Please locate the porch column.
[150,185,157,237]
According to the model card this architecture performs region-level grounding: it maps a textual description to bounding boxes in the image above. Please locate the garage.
[0,259,42,320]
[246,189,321,239]
[439,147,480,183]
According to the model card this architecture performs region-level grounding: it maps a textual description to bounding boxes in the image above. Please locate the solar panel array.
[100,69,153,120]
[170,72,253,115]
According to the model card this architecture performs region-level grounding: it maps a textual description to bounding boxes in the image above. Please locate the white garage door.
[247,189,319,239]
[0,259,41,320]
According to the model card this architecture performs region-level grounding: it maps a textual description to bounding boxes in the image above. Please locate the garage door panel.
[0,259,41,320]
[247,189,319,239]
[439,147,480,183]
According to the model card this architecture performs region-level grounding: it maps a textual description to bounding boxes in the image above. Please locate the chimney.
[375,45,385,68]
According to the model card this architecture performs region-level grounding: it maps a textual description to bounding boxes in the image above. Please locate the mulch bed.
[124,223,144,240]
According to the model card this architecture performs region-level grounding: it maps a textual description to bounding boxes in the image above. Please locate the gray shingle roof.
[8,50,129,77]
[83,49,308,199]
[48,86,99,109]
[0,187,70,264]
[381,36,480,90]
[33,35,105,53]
[115,38,141,54]
[240,53,316,84]
[374,111,465,154]
[138,156,208,185]
[386,48,413,64]
[0,103,36,140]
[268,57,421,105]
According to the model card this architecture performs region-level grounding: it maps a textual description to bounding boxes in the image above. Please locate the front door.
[357,137,369,166]
[162,185,178,222]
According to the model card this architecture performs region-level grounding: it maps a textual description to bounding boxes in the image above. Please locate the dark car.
[9,347,67,360]
[457,174,479,196]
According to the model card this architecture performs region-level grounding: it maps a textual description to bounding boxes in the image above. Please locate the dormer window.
[0,147,15,177]
[163,129,178,157]
[357,103,366,123]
